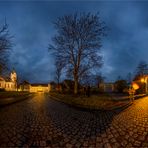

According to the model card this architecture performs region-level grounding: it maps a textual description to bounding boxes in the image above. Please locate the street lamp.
[132,82,139,90]
[141,76,148,94]
[141,78,145,83]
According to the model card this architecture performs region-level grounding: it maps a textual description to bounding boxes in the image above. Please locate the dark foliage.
[0,21,12,74]
[115,80,128,93]
[135,60,148,77]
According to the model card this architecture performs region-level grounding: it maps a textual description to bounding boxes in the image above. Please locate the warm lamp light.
[141,78,145,83]
[132,82,139,90]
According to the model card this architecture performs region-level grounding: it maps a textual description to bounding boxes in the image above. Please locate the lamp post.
[141,76,148,94]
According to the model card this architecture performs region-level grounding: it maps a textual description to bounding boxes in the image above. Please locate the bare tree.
[0,21,12,74]
[126,72,132,84]
[95,73,105,86]
[80,73,105,87]
[136,60,148,76]
[49,12,107,94]
[54,59,63,85]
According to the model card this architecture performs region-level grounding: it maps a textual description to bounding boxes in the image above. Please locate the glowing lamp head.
[132,82,139,90]
[141,78,145,83]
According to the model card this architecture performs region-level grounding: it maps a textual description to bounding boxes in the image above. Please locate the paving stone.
[66,143,73,148]
[0,94,148,147]
[104,143,112,148]
[133,140,141,147]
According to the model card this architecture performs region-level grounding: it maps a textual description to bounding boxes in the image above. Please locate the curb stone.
[0,94,34,106]
[49,94,133,111]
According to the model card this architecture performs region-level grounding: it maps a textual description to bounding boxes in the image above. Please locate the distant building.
[99,82,115,92]
[19,81,30,92]
[19,81,54,93]
[0,70,17,91]
[30,83,50,93]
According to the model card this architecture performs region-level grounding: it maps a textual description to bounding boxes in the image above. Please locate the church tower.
[10,69,17,90]
[10,69,17,82]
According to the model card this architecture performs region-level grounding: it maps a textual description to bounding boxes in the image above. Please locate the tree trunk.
[74,73,78,94]
[74,79,78,95]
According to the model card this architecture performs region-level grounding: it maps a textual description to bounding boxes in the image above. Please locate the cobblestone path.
[0,93,148,147]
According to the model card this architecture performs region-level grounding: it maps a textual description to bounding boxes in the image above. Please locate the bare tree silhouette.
[54,59,64,85]
[49,12,107,94]
[0,21,12,74]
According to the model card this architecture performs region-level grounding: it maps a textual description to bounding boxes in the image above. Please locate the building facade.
[30,84,51,93]
[99,82,115,92]
[0,70,17,91]
[19,81,51,93]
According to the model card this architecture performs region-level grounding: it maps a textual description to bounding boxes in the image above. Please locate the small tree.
[49,12,107,94]
[115,80,128,93]
[95,73,105,86]
[54,60,63,85]
[80,73,105,87]
[136,60,148,76]
[126,72,132,84]
[133,74,146,94]
[0,21,12,74]
[133,61,148,93]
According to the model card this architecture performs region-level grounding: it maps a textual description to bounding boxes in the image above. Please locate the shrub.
[0,88,5,92]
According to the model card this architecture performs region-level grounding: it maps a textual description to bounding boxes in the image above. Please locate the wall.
[5,82,16,91]
[0,81,5,89]
[30,85,51,93]
[99,83,114,92]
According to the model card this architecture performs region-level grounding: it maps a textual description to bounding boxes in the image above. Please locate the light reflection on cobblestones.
[0,93,148,147]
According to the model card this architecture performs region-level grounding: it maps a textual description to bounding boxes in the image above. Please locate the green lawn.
[49,92,130,110]
[0,91,30,99]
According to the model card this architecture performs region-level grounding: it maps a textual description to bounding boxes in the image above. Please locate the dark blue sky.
[0,1,148,82]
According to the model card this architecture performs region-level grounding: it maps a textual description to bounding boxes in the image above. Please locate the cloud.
[0,1,148,82]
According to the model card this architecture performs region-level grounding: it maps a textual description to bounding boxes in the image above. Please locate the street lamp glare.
[140,76,148,94]
[141,78,145,83]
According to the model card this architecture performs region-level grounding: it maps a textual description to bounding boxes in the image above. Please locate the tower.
[10,69,17,82]
[10,69,17,90]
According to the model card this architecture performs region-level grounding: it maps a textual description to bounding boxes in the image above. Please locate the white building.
[29,83,51,93]
[19,81,52,93]
[0,70,17,91]
[99,82,115,92]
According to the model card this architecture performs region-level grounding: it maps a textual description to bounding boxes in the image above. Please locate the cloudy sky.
[0,1,148,83]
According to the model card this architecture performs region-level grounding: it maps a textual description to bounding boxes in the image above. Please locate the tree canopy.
[49,12,107,94]
[136,60,148,76]
[0,22,12,74]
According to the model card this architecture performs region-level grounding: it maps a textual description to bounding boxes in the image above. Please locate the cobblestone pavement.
[0,93,148,147]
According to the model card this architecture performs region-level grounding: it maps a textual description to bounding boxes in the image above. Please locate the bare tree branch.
[0,21,12,74]
[49,12,107,94]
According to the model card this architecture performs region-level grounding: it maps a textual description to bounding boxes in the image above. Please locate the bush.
[91,87,99,94]
[115,80,128,93]
[0,88,5,92]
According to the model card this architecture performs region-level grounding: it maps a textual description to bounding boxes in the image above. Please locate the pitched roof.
[30,83,48,87]
[0,76,11,82]
[5,77,11,82]
[0,76,5,81]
